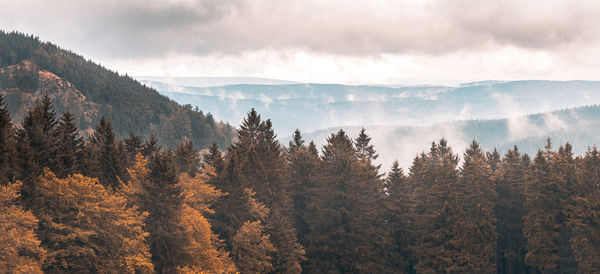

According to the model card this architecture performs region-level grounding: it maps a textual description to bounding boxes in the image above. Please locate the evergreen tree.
[175,139,201,176]
[384,160,412,272]
[88,117,127,189]
[225,109,305,273]
[54,111,84,178]
[17,94,59,202]
[454,140,497,273]
[495,146,529,274]
[287,130,319,247]
[411,139,462,273]
[0,94,17,184]
[569,147,600,272]
[141,134,161,159]
[203,141,225,176]
[0,181,46,273]
[523,139,569,273]
[123,132,143,162]
[305,130,388,272]
[129,149,186,272]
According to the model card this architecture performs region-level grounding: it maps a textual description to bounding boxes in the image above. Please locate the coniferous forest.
[1,92,599,273]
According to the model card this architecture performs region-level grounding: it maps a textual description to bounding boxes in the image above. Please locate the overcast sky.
[2,0,600,85]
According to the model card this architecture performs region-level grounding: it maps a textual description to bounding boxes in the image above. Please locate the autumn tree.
[0,181,46,273]
[31,170,153,273]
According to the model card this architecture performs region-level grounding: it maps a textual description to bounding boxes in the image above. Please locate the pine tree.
[141,134,161,159]
[0,181,46,273]
[411,139,462,273]
[384,160,412,272]
[32,170,153,273]
[569,146,600,272]
[287,130,319,247]
[130,149,186,272]
[0,94,17,184]
[305,130,388,272]
[123,132,143,162]
[225,110,305,273]
[88,117,127,189]
[175,139,201,176]
[203,141,225,176]
[17,94,59,203]
[454,140,497,273]
[523,139,566,272]
[54,111,83,178]
[495,146,529,274]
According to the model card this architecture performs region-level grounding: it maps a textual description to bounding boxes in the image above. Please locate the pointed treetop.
[289,129,305,152]
[355,127,378,161]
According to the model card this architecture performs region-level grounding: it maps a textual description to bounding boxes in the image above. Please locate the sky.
[2,0,600,85]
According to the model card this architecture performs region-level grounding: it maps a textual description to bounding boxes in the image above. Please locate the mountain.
[295,105,600,169]
[143,79,600,135]
[137,76,298,87]
[0,31,234,148]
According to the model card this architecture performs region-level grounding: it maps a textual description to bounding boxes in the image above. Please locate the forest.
[0,31,234,149]
[0,93,599,274]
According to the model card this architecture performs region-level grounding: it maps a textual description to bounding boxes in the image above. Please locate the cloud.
[2,0,599,59]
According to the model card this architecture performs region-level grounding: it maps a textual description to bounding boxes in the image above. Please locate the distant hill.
[0,31,234,148]
[143,79,600,135]
[296,105,600,169]
[137,76,298,87]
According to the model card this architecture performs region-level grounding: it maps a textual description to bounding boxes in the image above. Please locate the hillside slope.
[0,31,234,148]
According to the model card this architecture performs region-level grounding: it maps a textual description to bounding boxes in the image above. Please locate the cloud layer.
[2,0,600,83]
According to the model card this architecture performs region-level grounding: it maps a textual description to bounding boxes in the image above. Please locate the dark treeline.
[0,31,234,148]
[1,95,599,273]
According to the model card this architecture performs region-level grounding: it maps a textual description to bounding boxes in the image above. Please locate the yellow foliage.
[34,169,153,273]
[0,181,46,274]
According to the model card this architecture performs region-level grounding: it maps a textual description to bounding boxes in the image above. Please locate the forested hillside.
[0,31,234,148]
[1,96,598,273]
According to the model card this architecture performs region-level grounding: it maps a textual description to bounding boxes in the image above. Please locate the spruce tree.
[287,130,319,247]
[523,139,568,273]
[88,117,127,190]
[54,111,84,178]
[17,94,59,202]
[141,134,161,159]
[454,140,497,273]
[569,147,600,272]
[0,94,17,184]
[384,160,412,272]
[123,132,143,162]
[305,130,388,272]
[411,139,462,273]
[226,110,305,273]
[175,139,201,176]
[203,141,225,176]
[495,146,528,274]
